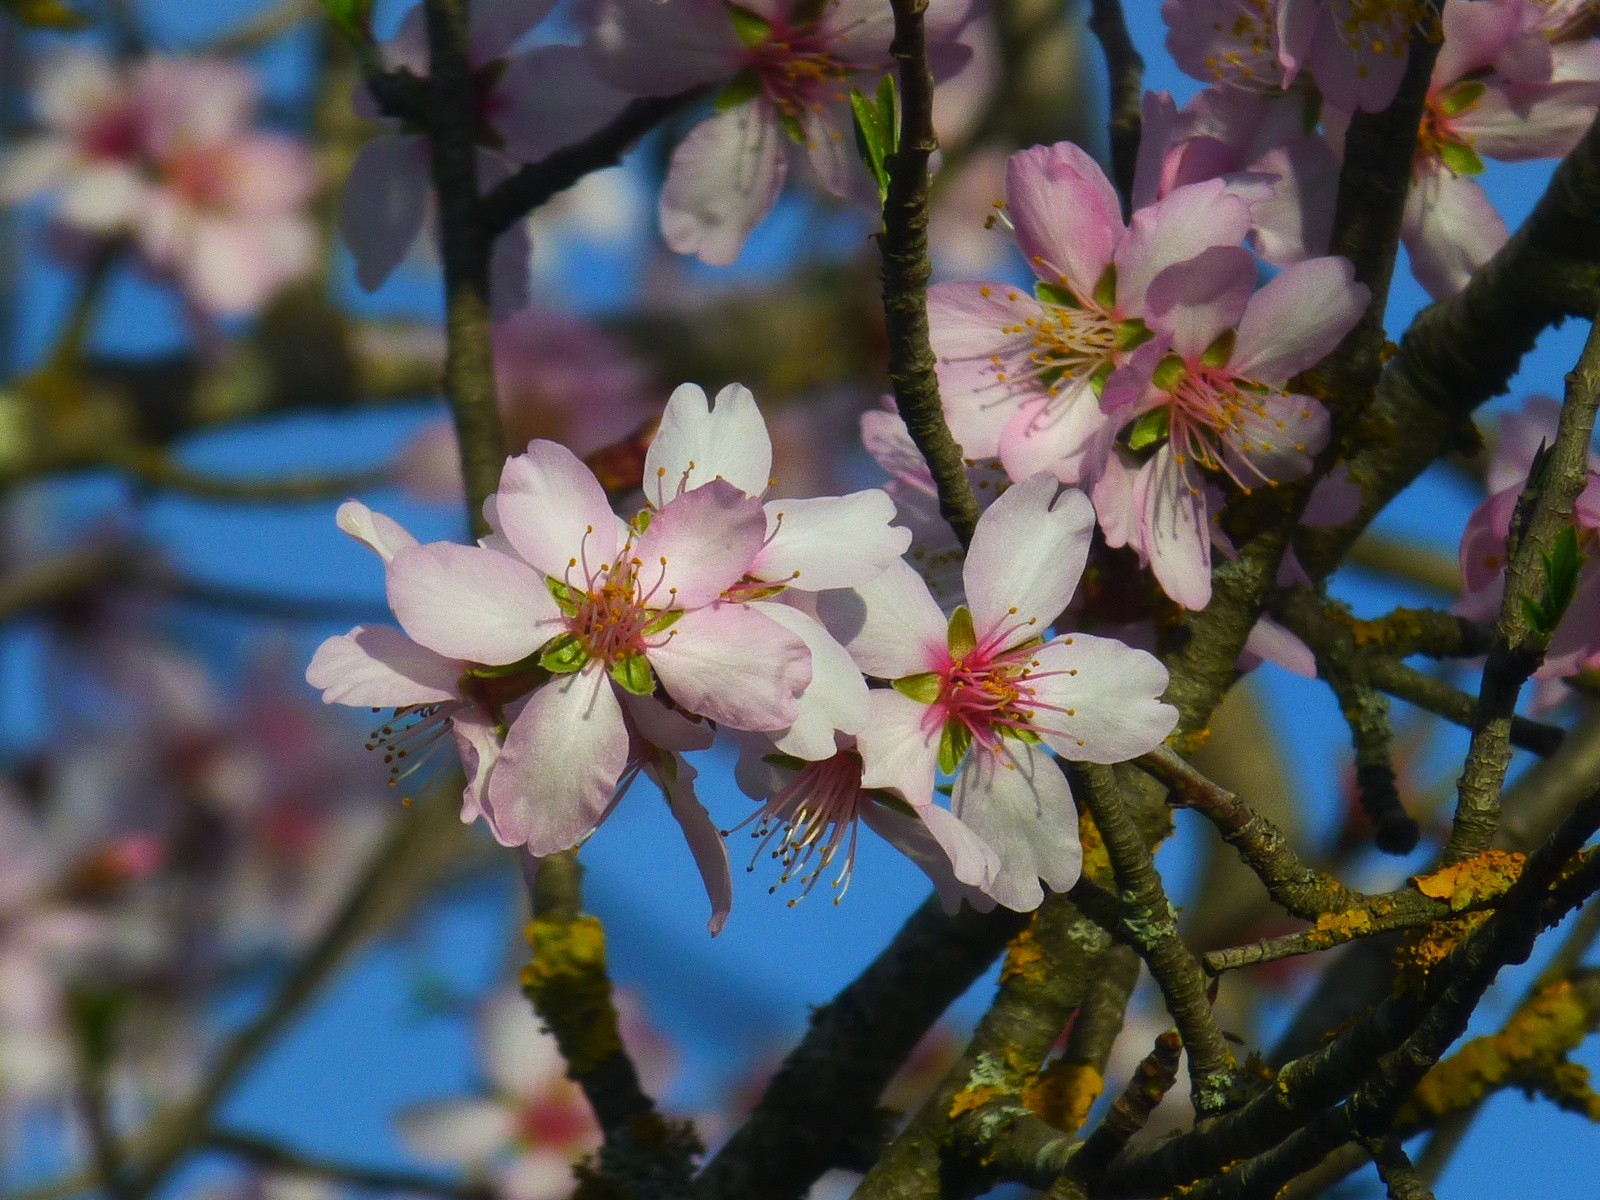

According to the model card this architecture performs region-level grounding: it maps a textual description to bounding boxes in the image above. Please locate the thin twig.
[103,444,390,503]
[1444,307,1600,862]
[1084,0,1143,212]
[1367,656,1565,757]
[878,0,982,546]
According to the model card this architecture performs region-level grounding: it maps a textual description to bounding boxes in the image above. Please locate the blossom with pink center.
[730,726,999,910]
[1457,395,1600,708]
[819,475,1177,910]
[342,0,628,314]
[1377,0,1600,298]
[927,141,1253,487]
[1095,247,1367,610]
[0,52,316,316]
[402,988,673,1200]
[583,0,976,264]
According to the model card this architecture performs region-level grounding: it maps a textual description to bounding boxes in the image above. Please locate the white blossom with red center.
[820,475,1177,911]
[583,0,978,264]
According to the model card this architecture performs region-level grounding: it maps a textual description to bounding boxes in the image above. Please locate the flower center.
[1197,0,1284,91]
[516,1089,596,1151]
[1331,0,1427,70]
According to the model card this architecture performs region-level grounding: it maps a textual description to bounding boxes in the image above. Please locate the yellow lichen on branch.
[1078,809,1113,887]
[1000,922,1046,986]
[1023,1061,1104,1134]
[1412,850,1526,911]
[1402,977,1600,1124]
[521,914,623,1075]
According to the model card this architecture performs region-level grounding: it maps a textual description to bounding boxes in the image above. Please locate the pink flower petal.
[1004,141,1122,295]
[583,0,739,94]
[341,133,431,292]
[652,756,733,934]
[660,101,787,266]
[755,602,869,761]
[1402,162,1507,300]
[753,490,912,591]
[635,478,768,609]
[647,603,810,730]
[927,281,1051,459]
[951,741,1080,911]
[816,557,946,680]
[1144,244,1256,361]
[1233,255,1368,382]
[856,688,941,806]
[305,625,462,707]
[963,474,1095,643]
[1138,445,1212,610]
[644,382,772,505]
[494,45,631,164]
[337,500,418,562]
[387,543,563,665]
[487,664,629,852]
[1114,178,1251,317]
[496,440,620,578]
[469,0,560,61]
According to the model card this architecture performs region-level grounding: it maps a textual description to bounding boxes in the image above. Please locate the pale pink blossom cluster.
[0,52,317,316]
[1458,395,1600,709]
[928,139,1369,611]
[1152,0,1600,299]
[308,384,1177,927]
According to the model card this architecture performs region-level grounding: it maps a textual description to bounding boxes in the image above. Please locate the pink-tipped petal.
[1138,445,1213,611]
[647,603,810,730]
[963,474,1095,642]
[495,440,620,578]
[1144,244,1257,360]
[660,102,786,266]
[487,664,629,852]
[1233,256,1369,382]
[1115,178,1251,316]
[1004,141,1122,294]
[635,478,768,609]
[387,543,562,664]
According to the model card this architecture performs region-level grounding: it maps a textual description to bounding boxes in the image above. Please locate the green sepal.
[643,608,684,636]
[892,671,943,704]
[1116,318,1154,351]
[547,576,581,616]
[947,605,977,659]
[632,506,654,534]
[1439,79,1487,118]
[1092,264,1118,310]
[714,69,764,113]
[778,106,808,145]
[1439,140,1486,177]
[538,635,589,675]
[1089,358,1116,397]
[1035,281,1081,309]
[999,723,1043,745]
[463,650,548,680]
[850,74,899,205]
[1125,407,1171,453]
[938,721,973,775]
[315,0,373,43]
[1,0,87,27]
[1151,353,1187,391]
[609,651,657,696]
[728,4,773,47]
[1201,328,1235,368]
[1524,524,1586,637]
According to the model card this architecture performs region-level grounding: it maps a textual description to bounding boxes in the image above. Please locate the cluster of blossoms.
[309,384,1178,929]
[1458,395,1600,708]
[0,52,317,316]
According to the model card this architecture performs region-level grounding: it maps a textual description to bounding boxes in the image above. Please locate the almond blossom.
[401,988,673,1200]
[927,141,1253,487]
[0,51,316,316]
[820,475,1178,910]
[1095,247,1367,610]
[583,0,977,264]
[343,0,628,313]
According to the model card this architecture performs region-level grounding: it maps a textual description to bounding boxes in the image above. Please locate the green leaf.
[715,69,764,113]
[1151,353,1187,392]
[850,76,899,206]
[1089,358,1116,397]
[999,723,1042,745]
[643,608,683,636]
[947,605,977,659]
[1124,407,1171,453]
[315,0,372,43]
[728,4,772,47]
[1092,264,1118,310]
[1521,594,1549,637]
[1035,281,1081,308]
[1201,328,1236,368]
[1439,79,1487,118]
[609,651,657,696]
[1541,524,1584,625]
[1,0,87,27]
[462,650,548,680]
[1438,140,1486,177]
[538,635,589,675]
[938,721,973,775]
[547,576,581,616]
[892,671,943,704]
